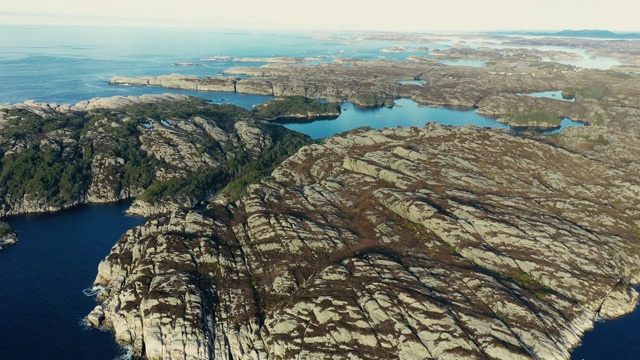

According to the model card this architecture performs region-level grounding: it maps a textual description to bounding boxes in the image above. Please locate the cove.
[0,201,146,359]
[571,295,640,359]
[277,98,582,139]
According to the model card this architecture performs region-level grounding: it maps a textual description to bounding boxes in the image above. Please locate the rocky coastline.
[0,221,17,251]
[0,91,639,359]
[109,55,640,131]
[88,124,640,359]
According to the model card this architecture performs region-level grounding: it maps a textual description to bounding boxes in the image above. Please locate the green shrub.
[253,96,340,120]
[562,87,606,100]
[139,171,225,203]
[222,170,270,202]
[0,222,13,237]
[0,147,87,205]
[509,110,561,126]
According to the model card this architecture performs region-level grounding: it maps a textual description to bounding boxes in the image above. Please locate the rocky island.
[0,221,17,251]
[109,53,640,132]
[252,95,341,121]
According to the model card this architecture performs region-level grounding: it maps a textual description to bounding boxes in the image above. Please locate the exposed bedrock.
[90,124,640,359]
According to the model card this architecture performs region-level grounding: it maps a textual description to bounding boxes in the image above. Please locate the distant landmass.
[496,29,640,39]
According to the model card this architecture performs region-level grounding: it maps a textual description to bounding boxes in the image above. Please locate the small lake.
[399,80,427,85]
[277,98,583,139]
[1,201,146,360]
[518,90,575,102]
[440,59,487,67]
[539,118,584,134]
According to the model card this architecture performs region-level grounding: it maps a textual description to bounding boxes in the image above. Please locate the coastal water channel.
[0,201,145,359]
[0,25,633,359]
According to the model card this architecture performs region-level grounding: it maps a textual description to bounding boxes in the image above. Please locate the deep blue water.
[1,201,145,360]
[0,25,632,359]
[572,294,640,359]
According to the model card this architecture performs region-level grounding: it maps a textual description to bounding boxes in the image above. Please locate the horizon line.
[1,21,639,35]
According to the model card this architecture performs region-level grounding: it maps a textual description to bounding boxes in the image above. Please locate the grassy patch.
[604,70,633,80]
[581,134,608,145]
[0,222,13,237]
[592,112,605,126]
[563,87,606,100]
[253,96,340,120]
[508,110,561,126]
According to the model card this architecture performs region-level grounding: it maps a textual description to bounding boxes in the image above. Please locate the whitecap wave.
[82,285,106,297]
[85,82,127,92]
[114,346,134,360]
[78,317,91,331]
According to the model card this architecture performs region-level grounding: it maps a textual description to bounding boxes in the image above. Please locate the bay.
[572,297,640,359]
[1,202,145,359]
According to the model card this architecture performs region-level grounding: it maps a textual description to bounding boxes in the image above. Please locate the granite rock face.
[90,124,640,359]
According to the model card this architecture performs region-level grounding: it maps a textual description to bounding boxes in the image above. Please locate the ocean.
[0,25,633,359]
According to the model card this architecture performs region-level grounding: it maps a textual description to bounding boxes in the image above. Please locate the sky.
[0,0,637,32]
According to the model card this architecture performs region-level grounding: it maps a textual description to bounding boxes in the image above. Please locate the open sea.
[0,25,634,359]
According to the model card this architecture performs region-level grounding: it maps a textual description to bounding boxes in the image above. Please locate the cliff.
[89,124,640,359]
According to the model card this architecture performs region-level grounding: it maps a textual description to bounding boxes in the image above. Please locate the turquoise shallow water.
[279,99,509,139]
[0,25,630,359]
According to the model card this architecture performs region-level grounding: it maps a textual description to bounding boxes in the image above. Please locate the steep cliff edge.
[89,124,640,359]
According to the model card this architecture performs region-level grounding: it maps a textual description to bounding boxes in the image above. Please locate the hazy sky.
[0,0,637,32]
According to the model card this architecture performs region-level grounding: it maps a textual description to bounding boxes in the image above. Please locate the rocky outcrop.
[110,75,237,93]
[0,221,17,251]
[90,124,640,359]
[429,47,583,65]
[202,56,315,63]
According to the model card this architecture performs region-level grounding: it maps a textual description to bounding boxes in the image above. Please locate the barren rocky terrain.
[88,123,640,359]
